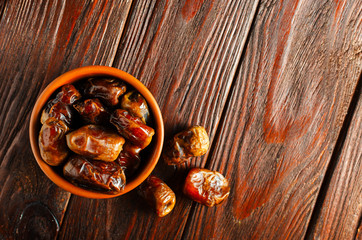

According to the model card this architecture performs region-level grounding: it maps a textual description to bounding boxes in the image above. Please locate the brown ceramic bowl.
[29,66,164,199]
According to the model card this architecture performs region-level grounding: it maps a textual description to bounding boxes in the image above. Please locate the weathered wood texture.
[58,0,259,239]
[0,0,132,239]
[306,80,361,239]
[114,0,258,139]
[1,0,361,239]
[182,0,362,239]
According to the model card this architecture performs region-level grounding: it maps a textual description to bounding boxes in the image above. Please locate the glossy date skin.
[164,126,209,165]
[110,109,155,149]
[63,155,126,193]
[73,98,109,124]
[183,168,230,207]
[41,102,73,126]
[66,125,125,162]
[41,84,81,125]
[38,117,69,166]
[115,143,141,177]
[138,175,176,217]
[120,91,150,123]
[84,78,127,106]
[55,84,81,105]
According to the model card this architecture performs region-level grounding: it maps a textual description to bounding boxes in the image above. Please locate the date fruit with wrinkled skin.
[120,91,150,123]
[138,175,176,217]
[115,143,141,177]
[41,84,81,126]
[39,117,69,166]
[73,98,109,124]
[84,78,126,106]
[110,109,154,149]
[164,126,209,165]
[63,155,126,193]
[41,102,73,126]
[55,84,81,105]
[66,125,125,162]
[183,168,230,207]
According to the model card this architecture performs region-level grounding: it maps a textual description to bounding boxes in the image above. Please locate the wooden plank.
[182,0,362,239]
[0,0,132,239]
[58,0,259,239]
[305,80,361,239]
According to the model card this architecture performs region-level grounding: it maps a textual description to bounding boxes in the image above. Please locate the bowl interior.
[29,66,164,199]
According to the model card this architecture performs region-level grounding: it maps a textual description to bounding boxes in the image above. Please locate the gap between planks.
[304,74,362,239]
[55,193,74,240]
[107,0,135,68]
[355,215,362,240]
[180,1,261,239]
[0,0,6,21]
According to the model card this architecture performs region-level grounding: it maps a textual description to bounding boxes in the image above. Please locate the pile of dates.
[38,78,154,194]
[138,126,230,217]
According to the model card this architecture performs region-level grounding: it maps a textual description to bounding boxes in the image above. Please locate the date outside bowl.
[29,66,164,199]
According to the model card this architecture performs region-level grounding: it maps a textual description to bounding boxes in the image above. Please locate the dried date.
[138,175,176,217]
[38,117,69,166]
[40,84,81,126]
[41,102,73,126]
[164,126,209,165]
[83,78,126,106]
[120,91,150,123]
[183,168,230,207]
[63,155,126,193]
[115,143,141,177]
[73,98,109,124]
[55,84,81,105]
[110,109,154,149]
[66,125,125,162]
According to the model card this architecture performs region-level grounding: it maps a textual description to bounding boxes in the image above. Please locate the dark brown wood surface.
[182,0,362,239]
[0,0,361,239]
[306,81,361,239]
[0,0,132,239]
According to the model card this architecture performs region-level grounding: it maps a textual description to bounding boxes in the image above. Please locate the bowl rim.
[29,66,164,199]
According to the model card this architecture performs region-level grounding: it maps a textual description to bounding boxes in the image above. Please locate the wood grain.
[1,0,360,239]
[114,0,259,141]
[306,80,361,239]
[0,0,132,239]
[182,0,362,239]
[58,0,259,239]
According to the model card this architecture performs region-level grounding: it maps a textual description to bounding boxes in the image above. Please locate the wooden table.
[0,0,361,239]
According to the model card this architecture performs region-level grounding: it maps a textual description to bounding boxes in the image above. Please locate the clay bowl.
[29,66,164,199]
